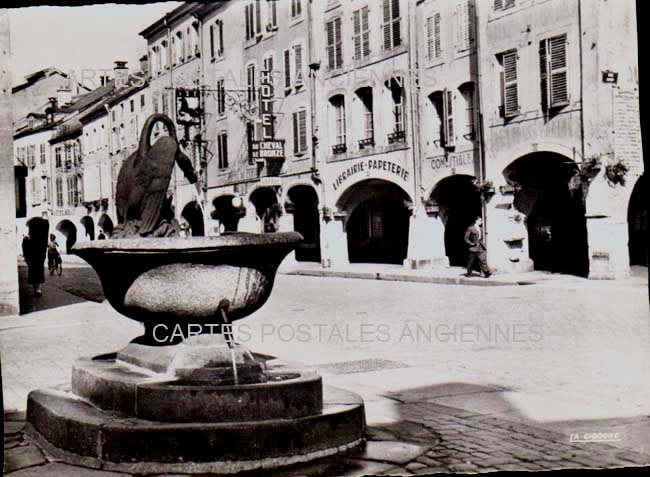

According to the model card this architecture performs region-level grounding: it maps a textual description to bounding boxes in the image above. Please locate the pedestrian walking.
[47,234,63,275]
[22,232,45,296]
[464,217,491,278]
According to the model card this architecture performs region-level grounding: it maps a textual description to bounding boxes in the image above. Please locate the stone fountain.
[25,114,365,474]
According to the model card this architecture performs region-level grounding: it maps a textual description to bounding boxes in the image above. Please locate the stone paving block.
[346,440,429,465]
[3,444,47,473]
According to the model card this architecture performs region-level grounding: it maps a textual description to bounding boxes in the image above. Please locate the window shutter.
[382,0,391,50]
[294,44,304,85]
[245,4,251,40]
[255,0,261,34]
[353,10,361,60]
[539,40,548,110]
[392,0,401,48]
[292,112,299,153]
[549,36,568,106]
[426,16,433,61]
[443,89,454,147]
[327,20,335,70]
[494,0,503,10]
[502,50,519,117]
[362,7,370,57]
[299,109,307,152]
[209,25,215,58]
[456,1,474,51]
[334,17,342,68]
[223,134,228,168]
[218,20,224,55]
[284,49,291,89]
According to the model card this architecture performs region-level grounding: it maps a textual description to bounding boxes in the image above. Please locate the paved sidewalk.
[280,261,649,288]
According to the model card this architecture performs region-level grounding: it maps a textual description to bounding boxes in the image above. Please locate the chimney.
[114,61,129,88]
[139,54,149,76]
[57,86,72,106]
[99,75,110,87]
[48,97,58,109]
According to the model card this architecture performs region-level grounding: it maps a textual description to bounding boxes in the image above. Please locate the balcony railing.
[358,137,375,149]
[387,130,406,144]
[332,143,347,154]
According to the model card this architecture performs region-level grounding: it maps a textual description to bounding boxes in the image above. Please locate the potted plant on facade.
[568,155,601,201]
[604,159,629,187]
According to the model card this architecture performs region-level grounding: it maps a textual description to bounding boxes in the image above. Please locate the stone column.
[485,191,534,273]
[404,206,448,269]
[319,211,349,268]
[237,205,261,233]
[277,211,298,266]
[0,12,19,315]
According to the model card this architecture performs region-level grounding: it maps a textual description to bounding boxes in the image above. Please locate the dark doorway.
[56,220,77,253]
[80,216,95,241]
[288,185,321,262]
[211,195,244,232]
[181,201,205,236]
[431,175,482,267]
[250,187,280,233]
[504,153,589,277]
[341,180,411,265]
[15,166,27,218]
[628,174,648,266]
[98,214,114,237]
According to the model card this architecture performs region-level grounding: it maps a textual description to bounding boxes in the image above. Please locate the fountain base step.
[72,357,324,421]
[26,384,365,475]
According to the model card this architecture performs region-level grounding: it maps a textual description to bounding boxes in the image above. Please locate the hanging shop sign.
[175,88,202,126]
[250,139,285,161]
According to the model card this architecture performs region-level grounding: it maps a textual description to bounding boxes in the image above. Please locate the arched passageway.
[80,216,95,241]
[56,220,77,253]
[430,175,482,267]
[628,174,647,266]
[250,187,281,233]
[211,195,244,233]
[98,214,114,238]
[503,152,588,277]
[181,201,205,236]
[287,185,321,262]
[337,179,411,265]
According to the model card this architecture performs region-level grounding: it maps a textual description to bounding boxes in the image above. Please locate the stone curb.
[283,269,534,287]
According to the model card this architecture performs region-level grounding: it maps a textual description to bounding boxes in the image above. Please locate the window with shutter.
[247,64,256,103]
[426,12,442,62]
[382,0,401,51]
[459,83,475,139]
[218,133,228,169]
[40,144,46,164]
[292,112,299,153]
[326,18,343,70]
[209,24,215,58]
[291,0,302,19]
[330,95,346,149]
[218,20,224,56]
[494,0,515,11]
[501,50,519,118]
[216,79,225,116]
[293,44,304,86]
[353,7,370,61]
[245,3,253,40]
[540,34,569,110]
[456,1,475,52]
[268,0,278,29]
[284,49,291,90]
[299,109,307,152]
[443,89,454,147]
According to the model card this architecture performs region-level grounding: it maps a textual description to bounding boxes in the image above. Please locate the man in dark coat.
[464,217,491,278]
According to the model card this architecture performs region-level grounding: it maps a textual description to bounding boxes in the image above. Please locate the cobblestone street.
[3,269,650,475]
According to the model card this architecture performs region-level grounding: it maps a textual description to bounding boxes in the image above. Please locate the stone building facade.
[14,0,646,280]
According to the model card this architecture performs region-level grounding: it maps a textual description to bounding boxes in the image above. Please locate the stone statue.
[113,114,198,238]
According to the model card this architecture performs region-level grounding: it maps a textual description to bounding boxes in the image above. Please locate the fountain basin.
[71,232,302,340]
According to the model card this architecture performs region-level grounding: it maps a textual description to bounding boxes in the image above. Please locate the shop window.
[540,34,569,110]
[353,6,370,61]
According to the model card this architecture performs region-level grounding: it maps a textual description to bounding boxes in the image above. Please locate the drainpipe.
[104,104,113,218]
[474,0,488,242]
[306,0,317,173]
[578,0,586,161]
[164,17,178,215]
[195,12,209,235]
[407,0,421,205]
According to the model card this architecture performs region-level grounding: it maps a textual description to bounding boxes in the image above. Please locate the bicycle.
[48,254,62,276]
